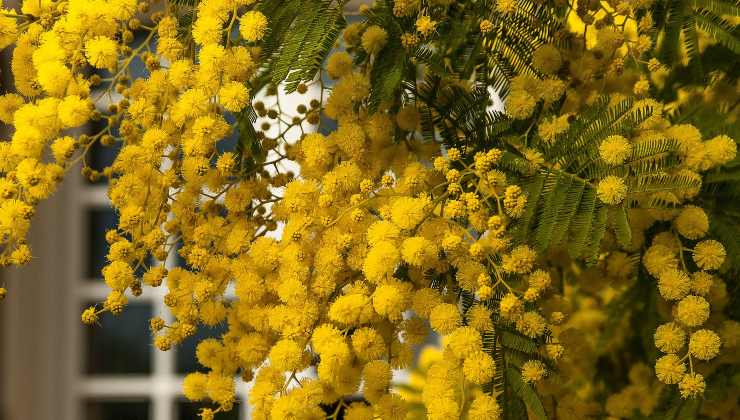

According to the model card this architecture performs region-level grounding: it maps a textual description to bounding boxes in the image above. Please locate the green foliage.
[259,0,347,92]
[651,0,740,80]
[506,366,548,420]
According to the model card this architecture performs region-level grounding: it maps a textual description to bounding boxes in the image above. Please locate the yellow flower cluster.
[0,0,738,417]
[644,220,727,397]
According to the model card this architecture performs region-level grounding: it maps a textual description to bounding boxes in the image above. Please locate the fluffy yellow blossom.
[361,25,388,54]
[218,82,250,112]
[690,271,714,296]
[327,52,353,79]
[505,91,536,120]
[446,327,482,359]
[657,268,690,301]
[429,303,461,334]
[688,329,721,360]
[401,236,437,267]
[655,354,685,384]
[516,311,546,338]
[85,36,119,69]
[58,95,92,128]
[479,20,494,34]
[521,360,547,383]
[502,245,537,274]
[674,206,709,240]
[390,196,427,230]
[654,322,686,353]
[269,339,305,372]
[597,176,627,205]
[363,241,400,283]
[468,394,501,420]
[532,44,562,74]
[599,135,632,165]
[678,373,705,398]
[351,328,386,361]
[704,134,736,165]
[240,11,268,42]
[643,244,678,277]
[463,350,495,384]
[416,16,437,37]
[675,295,710,327]
[692,240,725,270]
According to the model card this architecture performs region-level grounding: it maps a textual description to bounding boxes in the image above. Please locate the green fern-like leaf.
[506,366,548,420]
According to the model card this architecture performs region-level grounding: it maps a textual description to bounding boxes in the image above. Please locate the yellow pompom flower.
[239,11,268,42]
[521,360,547,383]
[599,135,632,165]
[429,303,461,334]
[692,240,725,270]
[363,360,392,401]
[505,90,536,120]
[218,81,250,112]
[468,394,501,420]
[467,305,494,331]
[351,328,386,361]
[58,95,92,128]
[678,373,705,398]
[361,25,388,54]
[81,306,98,325]
[411,288,442,318]
[499,293,523,319]
[497,0,518,13]
[183,372,209,401]
[657,268,690,301]
[327,51,353,79]
[401,236,437,267]
[654,322,686,353]
[532,44,562,74]
[463,350,495,384]
[688,329,721,360]
[479,19,494,34]
[363,241,400,284]
[674,206,708,240]
[372,282,411,322]
[269,339,305,372]
[690,271,714,296]
[206,374,235,407]
[516,311,546,338]
[596,176,627,205]
[85,36,119,69]
[446,326,482,359]
[643,244,678,277]
[675,295,710,327]
[36,61,72,97]
[51,136,77,163]
[655,354,685,384]
[501,245,537,274]
[345,402,374,420]
[390,196,427,230]
[415,15,437,37]
[704,134,736,166]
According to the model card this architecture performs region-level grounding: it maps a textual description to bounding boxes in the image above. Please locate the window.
[73,148,252,420]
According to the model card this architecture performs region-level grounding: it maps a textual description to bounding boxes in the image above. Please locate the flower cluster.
[0,0,738,418]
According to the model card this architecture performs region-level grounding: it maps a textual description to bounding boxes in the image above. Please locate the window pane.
[85,400,150,420]
[87,208,118,279]
[85,303,152,375]
[177,401,240,420]
[176,323,228,374]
